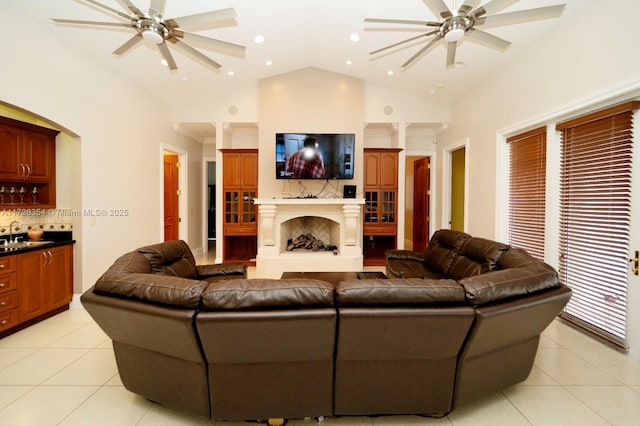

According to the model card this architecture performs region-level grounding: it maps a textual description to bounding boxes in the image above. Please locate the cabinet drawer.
[0,256,16,274]
[0,309,18,332]
[0,291,17,313]
[0,273,17,294]
[224,225,257,235]
[364,225,397,236]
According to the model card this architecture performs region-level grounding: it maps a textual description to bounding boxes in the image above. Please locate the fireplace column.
[343,204,361,246]
[258,204,277,246]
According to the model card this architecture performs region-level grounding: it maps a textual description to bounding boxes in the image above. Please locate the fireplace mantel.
[254,198,365,278]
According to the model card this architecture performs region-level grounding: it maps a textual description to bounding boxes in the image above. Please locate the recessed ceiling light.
[350,33,360,42]
[346,60,352,66]
[266,60,273,66]
[454,61,465,69]
[387,70,394,76]
[254,35,265,44]
[227,71,235,76]
[160,59,168,67]
[180,76,189,82]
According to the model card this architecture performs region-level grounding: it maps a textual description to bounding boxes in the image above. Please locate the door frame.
[160,144,188,242]
[201,156,216,258]
[442,139,469,231]
[404,151,436,247]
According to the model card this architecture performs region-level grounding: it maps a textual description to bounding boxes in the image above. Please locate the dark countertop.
[0,231,75,257]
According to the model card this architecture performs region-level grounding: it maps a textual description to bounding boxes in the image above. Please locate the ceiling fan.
[52,0,246,71]
[365,0,566,69]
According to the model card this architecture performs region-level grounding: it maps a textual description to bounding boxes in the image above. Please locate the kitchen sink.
[1,240,54,250]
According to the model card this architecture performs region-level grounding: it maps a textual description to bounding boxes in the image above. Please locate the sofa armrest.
[385,249,426,262]
[94,272,208,308]
[196,262,247,279]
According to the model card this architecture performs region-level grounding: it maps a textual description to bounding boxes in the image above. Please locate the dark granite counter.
[0,231,74,256]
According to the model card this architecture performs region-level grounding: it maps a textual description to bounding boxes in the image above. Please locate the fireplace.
[254,198,365,278]
[282,216,339,253]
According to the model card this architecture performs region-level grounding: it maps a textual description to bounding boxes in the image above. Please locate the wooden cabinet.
[0,116,58,209]
[364,150,398,189]
[223,151,258,189]
[15,244,73,325]
[363,149,401,265]
[221,149,258,264]
[0,255,18,333]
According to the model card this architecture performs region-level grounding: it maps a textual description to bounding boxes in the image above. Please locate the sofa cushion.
[138,240,197,279]
[386,258,447,279]
[448,238,509,280]
[336,278,465,306]
[106,251,153,274]
[201,279,335,310]
[459,266,560,307]
[496,247,540,269]
[94,272,208,308]
[424,229,470,275]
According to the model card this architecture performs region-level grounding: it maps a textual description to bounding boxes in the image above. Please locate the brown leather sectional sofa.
[81,232,571,420]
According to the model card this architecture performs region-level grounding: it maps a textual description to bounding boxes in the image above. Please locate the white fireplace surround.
[254,198,365,278]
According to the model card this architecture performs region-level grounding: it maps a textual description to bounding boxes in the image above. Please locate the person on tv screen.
[286,136,325,178]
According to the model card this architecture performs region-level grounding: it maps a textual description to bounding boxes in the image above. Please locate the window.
[557,101,639,348]
[507,127,546,260]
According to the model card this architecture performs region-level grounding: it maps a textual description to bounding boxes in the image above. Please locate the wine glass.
[31,186,38,204]
[9,187,16,204]
[18,187,25,204]
[0,186,5,204]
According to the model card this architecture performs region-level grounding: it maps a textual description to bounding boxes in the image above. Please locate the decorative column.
[343,204,361,246]
[258,204,277,246]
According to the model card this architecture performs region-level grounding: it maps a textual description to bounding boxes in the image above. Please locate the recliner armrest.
[196,262,247,279]
[385,249,426,262]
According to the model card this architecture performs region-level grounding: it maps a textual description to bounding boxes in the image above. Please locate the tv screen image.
[275,133,355,179]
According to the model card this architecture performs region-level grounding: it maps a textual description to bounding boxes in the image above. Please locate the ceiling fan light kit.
[365,0,566,69]
[52,0,246,72]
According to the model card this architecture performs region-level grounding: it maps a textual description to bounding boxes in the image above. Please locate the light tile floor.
[1,275,640,424]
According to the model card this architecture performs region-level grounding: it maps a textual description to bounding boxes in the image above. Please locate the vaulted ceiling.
[8,0,589,110]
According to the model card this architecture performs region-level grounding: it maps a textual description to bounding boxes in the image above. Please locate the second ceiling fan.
[365,0,566,69]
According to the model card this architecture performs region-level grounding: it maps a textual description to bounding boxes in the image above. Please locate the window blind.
[507,127,547,261]
[556,101,639,347]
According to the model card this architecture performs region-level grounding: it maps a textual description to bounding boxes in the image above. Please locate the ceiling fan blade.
[171,39,222,70]
[172,8,237,29]
[465,28,511,51]
[178,32,246,57]
[114,0,143,16]
[52,18,134,29]
[422,0,453,19]
[369,31,438,55]
[364,18,440,27]
[470,0,519,18]
[401,37,442,68]
[446,42,457,69]
[112,34,142,55]
[149,0,167,17]
[477,5,566,28]
[158,43,178,70]
[458,0,482,15]
[82,0,132,20]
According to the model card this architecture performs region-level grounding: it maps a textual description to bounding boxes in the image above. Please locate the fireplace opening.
[286,233,337,253]
[280,216,340,254]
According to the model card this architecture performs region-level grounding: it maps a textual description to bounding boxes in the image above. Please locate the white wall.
[0,3,204,291]
[437,0,640,239]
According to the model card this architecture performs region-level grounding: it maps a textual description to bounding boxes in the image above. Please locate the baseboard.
[70,293,84,309]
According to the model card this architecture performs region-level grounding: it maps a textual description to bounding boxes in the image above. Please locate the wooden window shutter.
[556,100,639,347]
[507,126,547,260]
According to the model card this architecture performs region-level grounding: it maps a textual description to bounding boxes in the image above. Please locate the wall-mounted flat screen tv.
[275,133,355,179]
